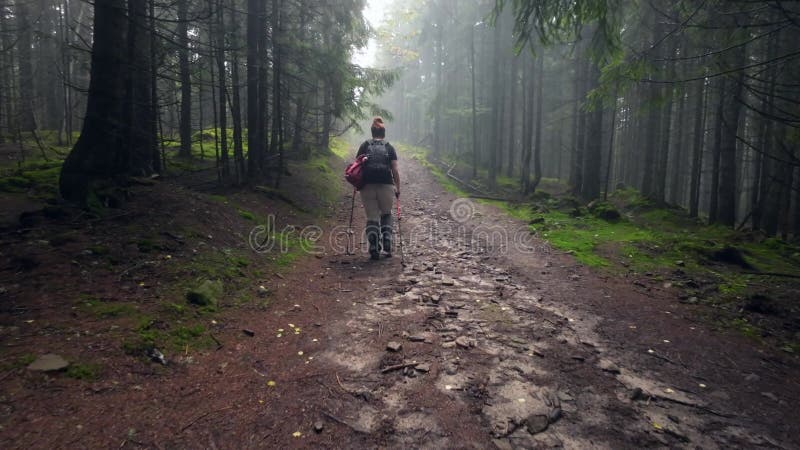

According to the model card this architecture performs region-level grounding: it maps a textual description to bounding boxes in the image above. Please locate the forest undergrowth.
[404,143,800,354]
[0,134,347,372]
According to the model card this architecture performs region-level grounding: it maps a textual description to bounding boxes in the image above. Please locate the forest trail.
[290,156,799,449]
[2,155,799,449]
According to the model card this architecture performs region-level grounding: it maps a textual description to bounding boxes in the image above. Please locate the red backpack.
[345,154,367,190]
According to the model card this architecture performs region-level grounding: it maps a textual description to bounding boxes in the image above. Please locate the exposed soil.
[1,154,799,448]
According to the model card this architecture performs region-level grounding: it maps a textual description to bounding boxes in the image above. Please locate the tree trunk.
[520,52,533,194]
[716,48,746,227]
[603,83,619,200]
[506,55,519,178]
[470,22,478,178]
[215,0,229,180]
[708,77,725,224]
[669,88,687,204]
[433,21,443,156]
[581,60,603,200]
[529,50,544,193]
[16,2,36,135]
[59,0,129,204]
[177,0,192,157]
[270,0,283,187]
[688,78,707,218]
[488,18,501,186]
[229,0,244,183]
[246,0,264,179]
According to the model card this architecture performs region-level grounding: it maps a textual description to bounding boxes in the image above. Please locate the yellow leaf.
[292,431,301,438]
[267,380,276,387]
[653,422,662,430]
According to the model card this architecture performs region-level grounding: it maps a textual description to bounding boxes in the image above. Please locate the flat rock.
[415,363,431,373]
[441,341,456,349]
[441,277,455,286]
[27,354,69,372]
[598,359,621,374]
[386,341,403,352]
[314,420,324,433]
[455,336,473,349]
[407,335,426,342]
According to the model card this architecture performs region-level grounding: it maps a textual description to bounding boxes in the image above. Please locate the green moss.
[0,176,32,192]
[1,353,37,371]
[780,342,800,354]
[718,276,750,296]
[209,194,228,204]
[80,298,138,318]
[164,302,189,317]
[186,279,223,308]
[237,208,257,221]
[66,363,102,380]
[727,317,761,340]
[171,323,204,338]
[88,244,110,255]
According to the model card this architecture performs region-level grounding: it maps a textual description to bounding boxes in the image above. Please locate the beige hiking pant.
[360,183,395,221]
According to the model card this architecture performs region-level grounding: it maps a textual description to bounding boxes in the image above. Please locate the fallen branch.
[380,361,419,374]
[652,393,736,418]
[646,350,684,367]
[180,406,233,432]
[321,410,369,434]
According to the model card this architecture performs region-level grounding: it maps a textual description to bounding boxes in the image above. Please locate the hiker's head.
[371,117,386,139]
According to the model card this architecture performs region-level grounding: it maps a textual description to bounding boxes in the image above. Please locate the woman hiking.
[357,117,400,260]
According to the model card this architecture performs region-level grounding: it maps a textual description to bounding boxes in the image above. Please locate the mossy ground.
[2,130,347,365]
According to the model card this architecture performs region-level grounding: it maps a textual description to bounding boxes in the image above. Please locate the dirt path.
[3,156,799,449]
[284,157,796,449]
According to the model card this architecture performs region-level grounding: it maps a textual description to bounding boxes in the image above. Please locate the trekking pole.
[396,194,405,266]
[346,189,356,255]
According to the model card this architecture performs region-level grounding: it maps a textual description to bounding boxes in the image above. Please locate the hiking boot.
[380,213,393,257]
[366,220,380,260]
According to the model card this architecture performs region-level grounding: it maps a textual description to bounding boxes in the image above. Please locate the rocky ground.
[1,155,798,449]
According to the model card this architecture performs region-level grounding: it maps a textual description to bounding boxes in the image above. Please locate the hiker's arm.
[391,160,400,197]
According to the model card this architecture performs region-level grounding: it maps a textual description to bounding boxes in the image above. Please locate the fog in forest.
[369,0,800,236]
[2,1,800,447]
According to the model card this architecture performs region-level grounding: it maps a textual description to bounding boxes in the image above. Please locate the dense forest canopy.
[375,0,800,237]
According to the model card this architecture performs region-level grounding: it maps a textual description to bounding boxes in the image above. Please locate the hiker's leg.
[376,184,395,256]
[380,213,393,256]
[360,185,381,259]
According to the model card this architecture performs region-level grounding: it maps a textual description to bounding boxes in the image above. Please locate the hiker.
[357,117,400,260]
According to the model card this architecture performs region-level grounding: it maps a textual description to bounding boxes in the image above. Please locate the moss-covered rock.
[556,196,581,211]
[186,279,223,307]
[588,200,621,222]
